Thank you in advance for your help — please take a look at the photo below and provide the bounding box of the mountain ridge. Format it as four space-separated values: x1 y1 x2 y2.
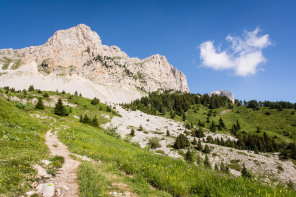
0 24 189 103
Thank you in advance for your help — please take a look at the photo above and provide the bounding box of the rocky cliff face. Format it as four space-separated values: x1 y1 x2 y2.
209 90 235 103
0 24 189 96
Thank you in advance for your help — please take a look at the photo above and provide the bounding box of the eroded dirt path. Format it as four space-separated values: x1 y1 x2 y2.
45 129 80 197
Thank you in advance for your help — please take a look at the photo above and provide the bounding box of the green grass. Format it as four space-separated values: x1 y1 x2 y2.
57 121 295 196
10 59 22 70
176 104 296 142
1 58 12 70
0 97 49 196
0 72 7 76
1 89 296 196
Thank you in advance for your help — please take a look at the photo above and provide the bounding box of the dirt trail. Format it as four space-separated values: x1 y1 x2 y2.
27 130 81 197
45 129 80 197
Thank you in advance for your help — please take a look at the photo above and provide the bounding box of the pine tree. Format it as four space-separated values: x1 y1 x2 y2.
83 114 91 124
196 139 203 151
54 98 67 116
74 91 78 96
28 85 34 91
192 138 197 145
130 129 135 136
91 97 100 105
219 118 225 128
214 163 219 170
236 120 241 130
204 155 211 168
185 150 194 163
91 116 98 127
203 144 211 153
62 90 66 94
166 130 170 136
241 163 251 178
210 120 216 132
196 127 205 138
35 98 44 110
196 154 202 165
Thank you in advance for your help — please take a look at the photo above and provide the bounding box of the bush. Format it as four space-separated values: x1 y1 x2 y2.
91 97 100 105
173 134 190 149
130 129 135 136
54 98 68 116
35 98 44 110
203 144 211 153
166 130 170 136
241 164 252 178
104 126 120 139
148 137 161 149
204 155 211 168
185 150 194 163
43 93 49 98
28 85 34 91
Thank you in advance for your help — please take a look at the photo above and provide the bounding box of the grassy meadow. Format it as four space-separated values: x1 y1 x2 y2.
0 88 295 196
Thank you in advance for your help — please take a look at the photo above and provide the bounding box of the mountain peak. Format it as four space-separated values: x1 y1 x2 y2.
45 24 102 47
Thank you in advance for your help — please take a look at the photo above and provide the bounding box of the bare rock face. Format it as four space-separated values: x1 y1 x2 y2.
0 24 189 99
209 90 235 103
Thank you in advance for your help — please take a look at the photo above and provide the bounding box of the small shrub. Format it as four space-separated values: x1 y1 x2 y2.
241 164 252 178
43 93 49 98
148 137 161 149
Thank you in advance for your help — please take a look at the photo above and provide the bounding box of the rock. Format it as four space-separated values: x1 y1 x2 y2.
0 24 189 103
36 183 55 197
209 90 235 103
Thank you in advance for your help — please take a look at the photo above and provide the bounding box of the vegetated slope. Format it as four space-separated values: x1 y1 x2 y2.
0 97 49 196
1 87 296 196
122 92 296 184
123 92 296 145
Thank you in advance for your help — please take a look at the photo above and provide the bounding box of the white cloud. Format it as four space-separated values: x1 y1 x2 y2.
199 28 271 76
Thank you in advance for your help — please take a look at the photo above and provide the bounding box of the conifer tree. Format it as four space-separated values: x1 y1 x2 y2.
83 114 91 124
74 91 78 96
210 120 216 132
130 129 135 136
204 155 211 168
219 118 225 128
192 138 197 145
91 97 100 105
28 85 34 91
54 98 67 116
35 97 44 110
203 144 211 153
196 139 203 151
241 164 251 178
185 150 194 163
196 154 202 165
236 120 241 130
91 115 98 127
166 130 170 136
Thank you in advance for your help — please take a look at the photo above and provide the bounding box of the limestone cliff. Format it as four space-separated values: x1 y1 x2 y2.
0 24 189 96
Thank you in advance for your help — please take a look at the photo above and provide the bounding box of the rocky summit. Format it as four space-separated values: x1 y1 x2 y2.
0 24 189 103
209 90 235 103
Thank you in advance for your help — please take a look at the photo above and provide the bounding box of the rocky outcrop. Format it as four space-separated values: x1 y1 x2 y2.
0 24 189 95
209 90 235 103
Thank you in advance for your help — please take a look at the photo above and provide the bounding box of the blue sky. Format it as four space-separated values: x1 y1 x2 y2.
0 0 295 102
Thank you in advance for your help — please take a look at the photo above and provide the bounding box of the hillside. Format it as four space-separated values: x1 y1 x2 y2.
0 24 189 103
1 87 296 196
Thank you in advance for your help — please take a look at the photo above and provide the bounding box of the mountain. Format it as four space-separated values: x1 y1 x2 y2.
0 24 189 103
209 90 235 103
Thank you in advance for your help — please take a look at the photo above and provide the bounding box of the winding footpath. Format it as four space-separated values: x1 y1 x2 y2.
28 130 80 197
